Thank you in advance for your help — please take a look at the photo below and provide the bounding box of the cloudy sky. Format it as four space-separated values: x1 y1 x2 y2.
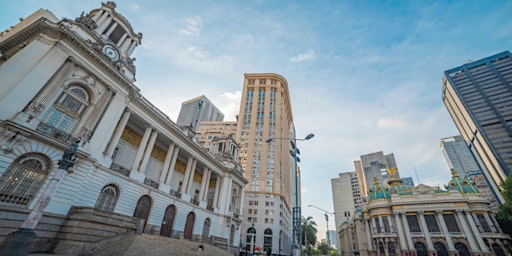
2 0 511 240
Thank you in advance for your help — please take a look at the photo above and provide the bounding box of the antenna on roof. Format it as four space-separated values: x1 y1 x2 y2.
413 166 421 185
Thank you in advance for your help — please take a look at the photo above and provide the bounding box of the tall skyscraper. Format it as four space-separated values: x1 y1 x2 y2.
354 151 398 196
331 172 360 249
440 135 503 209
176 95 224 131
236 73 295 255
442 51 512 191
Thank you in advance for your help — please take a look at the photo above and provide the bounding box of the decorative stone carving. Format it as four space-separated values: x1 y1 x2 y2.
78 127 93 142
75 12 97 30
24 100 46 118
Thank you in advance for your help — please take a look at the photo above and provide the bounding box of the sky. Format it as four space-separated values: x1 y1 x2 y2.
1 0 511 241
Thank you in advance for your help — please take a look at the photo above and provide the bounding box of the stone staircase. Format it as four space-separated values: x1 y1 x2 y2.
83 234 233 256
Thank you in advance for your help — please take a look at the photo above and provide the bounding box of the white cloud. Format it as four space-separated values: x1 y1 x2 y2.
216 91 241 121
376 117 410 130
186 46 209 59
179 15 202 36
290 50 315 63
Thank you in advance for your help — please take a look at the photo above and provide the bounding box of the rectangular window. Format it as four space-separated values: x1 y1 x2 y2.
424 214 440 232
443 214 460 232
406 215 421 233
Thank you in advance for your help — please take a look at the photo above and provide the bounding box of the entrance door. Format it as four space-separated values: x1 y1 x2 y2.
133 195 152 233
160 205 176 237
184 212 195 239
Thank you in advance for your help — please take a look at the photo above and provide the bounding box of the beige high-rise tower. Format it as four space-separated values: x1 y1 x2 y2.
236 73 294 255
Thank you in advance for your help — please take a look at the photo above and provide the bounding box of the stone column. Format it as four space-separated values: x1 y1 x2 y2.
104 109 130 157
455 210 478 252
138 130 157 173
159 143 175 183
181 157 194 194
117 33 128 47
131 126 152 171
418 211 434 251
400 213 415 250
365 218 374 250
387 215 394 233
213 177 221 208
202 169 211 202
95 11 110 31
472 212 484 232
436 210 455 251
105 23 118 37
394 213 408 251
466 210 490 253
185 159 197 195
199 167 209 201
165 146 179 185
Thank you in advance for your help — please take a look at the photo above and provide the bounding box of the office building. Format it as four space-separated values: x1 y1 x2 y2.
236 73 295 255
331 171 361 250
354 151 398 196
326 230 338 249
195 121 238 152
440 135 503 210
442 51 512 191
0 3 246 254
176 95 224 131
401 177 415 187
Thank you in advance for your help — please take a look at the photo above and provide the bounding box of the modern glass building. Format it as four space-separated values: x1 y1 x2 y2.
442 51 512 191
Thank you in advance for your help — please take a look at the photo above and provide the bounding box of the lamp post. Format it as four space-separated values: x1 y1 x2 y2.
266 133 314 256
0 140 80 256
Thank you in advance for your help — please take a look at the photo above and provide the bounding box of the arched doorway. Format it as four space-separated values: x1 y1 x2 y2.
414 242 428 256
434 242 449 256
160 205 176 237
202 218 211 239
133 195 152 233
454 242 470 256
184 212 195 239
492 243 506 256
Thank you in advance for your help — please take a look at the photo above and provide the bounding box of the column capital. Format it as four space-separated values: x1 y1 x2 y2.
435 209 443 214
417 210 424 215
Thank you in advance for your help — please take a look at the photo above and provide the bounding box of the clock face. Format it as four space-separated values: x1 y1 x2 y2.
103 45 118 60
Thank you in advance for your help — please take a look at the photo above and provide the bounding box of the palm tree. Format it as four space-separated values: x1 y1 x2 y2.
302 216 318 255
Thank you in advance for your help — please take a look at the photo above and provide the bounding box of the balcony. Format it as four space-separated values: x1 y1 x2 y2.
190 197 200 206
36 122 78 144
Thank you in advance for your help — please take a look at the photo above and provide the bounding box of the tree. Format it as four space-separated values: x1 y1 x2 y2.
302 216 318 255
317 243 331 255
496 175 512 234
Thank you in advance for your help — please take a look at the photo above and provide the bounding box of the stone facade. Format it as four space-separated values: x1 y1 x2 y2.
0 2 246 254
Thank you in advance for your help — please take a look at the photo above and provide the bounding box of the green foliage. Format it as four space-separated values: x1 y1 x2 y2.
317 243 330 254
301 216 318 250
496 175 512 234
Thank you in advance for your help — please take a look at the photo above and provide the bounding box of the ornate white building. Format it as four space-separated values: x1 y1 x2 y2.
338 168 511 256
0 2 246 254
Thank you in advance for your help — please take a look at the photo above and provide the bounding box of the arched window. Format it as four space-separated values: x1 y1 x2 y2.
40 84 90 134
492 243 506 256
434 242 449 256
414 242 428 256
202 218 211 239
95 184 120 212
454 242 470 256
0 153 52 207
388 242 395 253
264 228 273 248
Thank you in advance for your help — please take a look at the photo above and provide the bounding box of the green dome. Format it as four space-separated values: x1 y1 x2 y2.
445 169 480 195
368 177 391 201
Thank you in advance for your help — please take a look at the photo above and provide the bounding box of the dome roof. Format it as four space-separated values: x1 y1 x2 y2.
368 177 391 201
445 169 480 195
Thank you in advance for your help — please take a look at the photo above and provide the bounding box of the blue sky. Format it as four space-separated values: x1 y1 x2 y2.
1 0 511 240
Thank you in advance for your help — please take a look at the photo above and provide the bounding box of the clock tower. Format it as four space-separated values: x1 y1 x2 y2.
71 1 142 82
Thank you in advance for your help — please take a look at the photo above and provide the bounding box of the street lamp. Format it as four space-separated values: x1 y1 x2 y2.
266 133 314 256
